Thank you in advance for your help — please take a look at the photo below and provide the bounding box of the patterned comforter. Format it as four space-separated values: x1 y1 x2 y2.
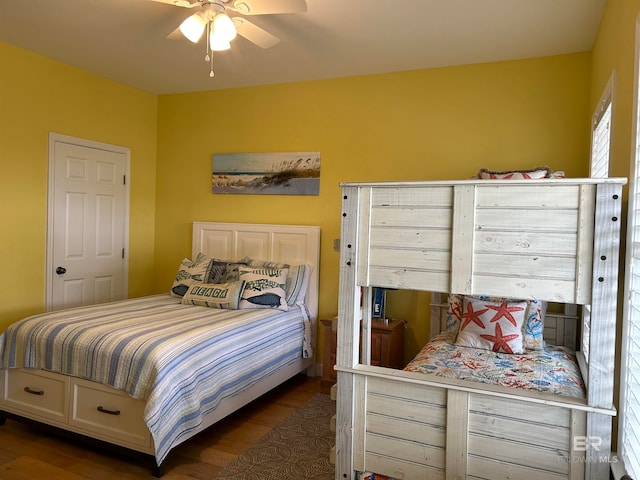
404 332 585 399
0 294 311 464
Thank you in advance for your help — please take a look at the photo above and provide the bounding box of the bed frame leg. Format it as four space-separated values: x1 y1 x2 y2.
0 411 6 426
151 461 164 478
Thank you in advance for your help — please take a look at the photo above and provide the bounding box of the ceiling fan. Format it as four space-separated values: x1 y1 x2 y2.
151 0 307 77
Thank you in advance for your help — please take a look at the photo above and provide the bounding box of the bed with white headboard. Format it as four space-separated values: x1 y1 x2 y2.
0 222 320 476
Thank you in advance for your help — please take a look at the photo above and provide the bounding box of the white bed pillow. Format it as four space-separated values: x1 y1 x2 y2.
238 266 289 311
242 257 311 306
294 263 314 305
180 281 246 309
477 166 551 179
170 253 213 298
455 297 527 354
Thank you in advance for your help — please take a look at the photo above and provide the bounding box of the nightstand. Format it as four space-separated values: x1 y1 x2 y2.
320 317 405 391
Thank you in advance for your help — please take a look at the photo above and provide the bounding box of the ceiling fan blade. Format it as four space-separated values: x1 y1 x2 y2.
229 0 307 15
166 27 184 40
148 0 202 8
233 18 280 48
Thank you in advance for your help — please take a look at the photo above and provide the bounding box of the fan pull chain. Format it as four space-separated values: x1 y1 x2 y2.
204 21 211 62
205 20 214 77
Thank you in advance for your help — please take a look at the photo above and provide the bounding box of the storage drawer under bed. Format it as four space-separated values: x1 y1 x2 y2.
1 368 152 452
1 368 69 424
70 377 151 448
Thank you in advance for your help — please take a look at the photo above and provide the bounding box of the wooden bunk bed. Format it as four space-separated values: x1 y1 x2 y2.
335 178 626 480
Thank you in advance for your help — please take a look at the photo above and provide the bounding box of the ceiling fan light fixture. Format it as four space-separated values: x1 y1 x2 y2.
213 13 237 41
179 13 207 43
162 0 307 79
209 31 231 51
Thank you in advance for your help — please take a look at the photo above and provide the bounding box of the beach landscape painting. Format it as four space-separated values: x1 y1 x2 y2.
212 152 320 195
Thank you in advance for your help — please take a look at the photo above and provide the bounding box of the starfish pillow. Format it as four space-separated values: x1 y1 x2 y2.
455 297 527 354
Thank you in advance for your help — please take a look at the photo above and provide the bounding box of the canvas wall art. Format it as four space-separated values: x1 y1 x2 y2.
212 152 320 195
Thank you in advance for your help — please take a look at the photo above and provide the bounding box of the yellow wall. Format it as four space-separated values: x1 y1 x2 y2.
156 53 592 358
0 42 158 330
0 30 600 361
591 0 640 179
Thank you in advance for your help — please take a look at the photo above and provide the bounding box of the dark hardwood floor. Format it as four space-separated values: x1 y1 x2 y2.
0 374 323 479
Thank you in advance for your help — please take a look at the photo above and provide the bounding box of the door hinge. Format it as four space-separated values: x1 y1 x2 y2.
123 175 126 185
122 248 125 259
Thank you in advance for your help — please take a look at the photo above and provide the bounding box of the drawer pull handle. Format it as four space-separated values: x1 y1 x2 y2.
24 387 44 396
97 406 121 416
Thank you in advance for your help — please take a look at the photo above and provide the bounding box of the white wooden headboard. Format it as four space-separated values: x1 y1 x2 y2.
192 222 321 320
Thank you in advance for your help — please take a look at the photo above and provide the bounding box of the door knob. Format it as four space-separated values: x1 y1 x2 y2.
56 266 67 275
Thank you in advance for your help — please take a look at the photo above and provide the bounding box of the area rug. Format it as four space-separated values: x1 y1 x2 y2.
214 393 335 480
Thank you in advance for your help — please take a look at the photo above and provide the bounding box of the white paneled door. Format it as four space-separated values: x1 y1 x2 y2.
47 134 129 311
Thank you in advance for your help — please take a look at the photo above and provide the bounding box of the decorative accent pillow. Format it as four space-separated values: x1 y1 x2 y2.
455 297 527 354
180 281 246 309
521 297 546 351
170 253 213 298
242 257 311 306
445 293 464 336
208 259 247 284
446 294 545 351
477 166 551 180
238 266 289 311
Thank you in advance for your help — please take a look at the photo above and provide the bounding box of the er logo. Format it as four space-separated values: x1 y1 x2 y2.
573 436 603 451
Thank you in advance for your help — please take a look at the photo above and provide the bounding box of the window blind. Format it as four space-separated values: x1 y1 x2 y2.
590 101 611 179
620 39 639 476
620 191 640 479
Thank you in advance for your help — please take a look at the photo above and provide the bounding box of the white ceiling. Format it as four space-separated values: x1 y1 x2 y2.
0 0 606 95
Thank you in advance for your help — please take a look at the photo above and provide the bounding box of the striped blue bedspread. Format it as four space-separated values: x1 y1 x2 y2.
0 294 310 465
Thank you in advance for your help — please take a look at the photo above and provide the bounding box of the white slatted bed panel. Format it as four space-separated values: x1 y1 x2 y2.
360 182 595 303
336 178 626 480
